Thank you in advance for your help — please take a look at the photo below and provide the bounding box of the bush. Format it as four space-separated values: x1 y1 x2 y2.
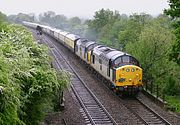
0 23 68 124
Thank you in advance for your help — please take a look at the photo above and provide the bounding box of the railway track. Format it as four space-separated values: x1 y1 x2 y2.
121 97 171 125
90 70 171 125
41 34 117 125
87 66 172 124
31 30 176 125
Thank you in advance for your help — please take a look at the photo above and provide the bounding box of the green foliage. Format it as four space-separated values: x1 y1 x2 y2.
87 10 153 51
126 20 173 83
37 11 87 36
89 9 119 32
8 13 34 24
0 23 68 124
166 96 180 113
87 9 120 39
69 17 81 26
164 0 180 18
117 14 152 50
86 9 180 111
164 76 180 96
165 0 180 65
0 11 7 23
169 28 180 65
124 16 180 104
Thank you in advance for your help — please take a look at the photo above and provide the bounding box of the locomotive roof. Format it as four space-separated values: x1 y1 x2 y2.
86 41 97 48
93 45 108 56
81 41 95 48
93 44 131 61
76 38 89 45
106 51 125 59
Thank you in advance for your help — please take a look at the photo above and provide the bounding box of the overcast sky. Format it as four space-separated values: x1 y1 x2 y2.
0 0 169 18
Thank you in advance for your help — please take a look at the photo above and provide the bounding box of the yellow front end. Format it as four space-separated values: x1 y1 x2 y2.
115 65 143 92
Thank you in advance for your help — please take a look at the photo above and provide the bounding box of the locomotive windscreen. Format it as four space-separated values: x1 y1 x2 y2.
112 55 139 68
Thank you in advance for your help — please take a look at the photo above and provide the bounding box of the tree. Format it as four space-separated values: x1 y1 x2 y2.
53 14 68 29
39 11 56 25
39 12 69 29
126 20 174 86
69 17 81 26
89 9 120 33
164 0 180 65
8 13 34 23
118 13 152 51
0 23 68 125
0 11 7 23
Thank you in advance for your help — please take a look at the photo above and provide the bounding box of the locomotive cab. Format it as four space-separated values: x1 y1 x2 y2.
112 55 143 93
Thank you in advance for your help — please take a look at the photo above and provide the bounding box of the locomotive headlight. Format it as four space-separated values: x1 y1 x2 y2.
126 68 130 72
136 74 139 78
131 68 135 72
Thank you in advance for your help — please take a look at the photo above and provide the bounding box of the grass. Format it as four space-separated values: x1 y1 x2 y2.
165 95 180 114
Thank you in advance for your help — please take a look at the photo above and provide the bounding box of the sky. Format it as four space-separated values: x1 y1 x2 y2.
0 0 169 18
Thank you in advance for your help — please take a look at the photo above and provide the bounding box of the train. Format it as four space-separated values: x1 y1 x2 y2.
23 21 143 95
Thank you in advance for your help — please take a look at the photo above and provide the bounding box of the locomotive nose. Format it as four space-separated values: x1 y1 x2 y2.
116 65 142 86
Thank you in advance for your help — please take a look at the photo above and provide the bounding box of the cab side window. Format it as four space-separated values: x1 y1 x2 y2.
130 57 139 66
92 55 95 64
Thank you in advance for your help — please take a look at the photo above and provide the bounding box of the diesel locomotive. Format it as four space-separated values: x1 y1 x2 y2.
23 21 143 95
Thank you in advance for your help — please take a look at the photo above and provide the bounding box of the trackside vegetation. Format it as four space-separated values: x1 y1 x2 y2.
0 12 69 125
86 9 180 113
